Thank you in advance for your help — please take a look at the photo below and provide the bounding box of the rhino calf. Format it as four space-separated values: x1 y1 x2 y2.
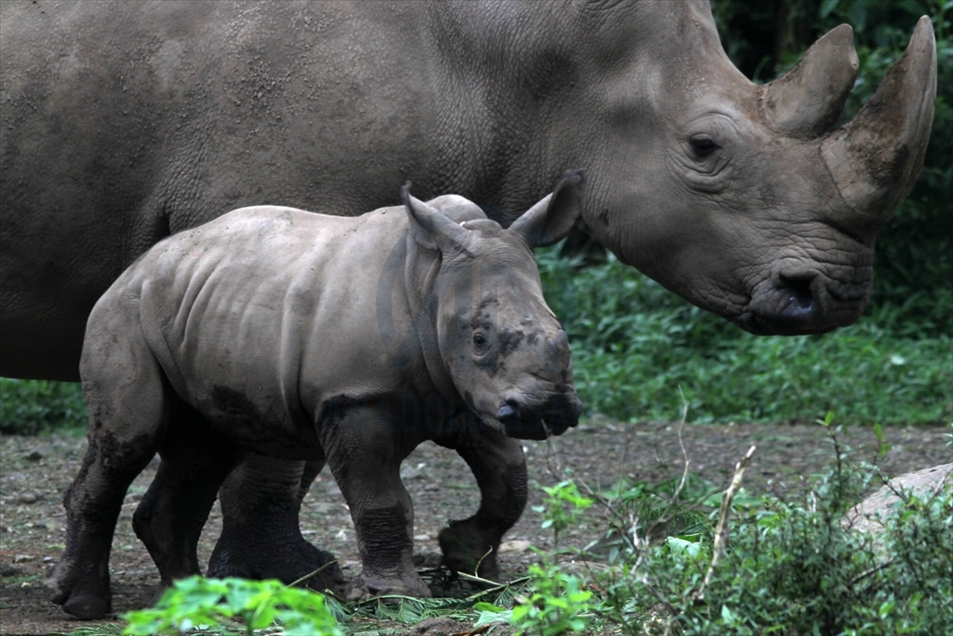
49 172 585 619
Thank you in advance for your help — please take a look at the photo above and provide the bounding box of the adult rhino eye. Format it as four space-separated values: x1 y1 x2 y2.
690 134 717 157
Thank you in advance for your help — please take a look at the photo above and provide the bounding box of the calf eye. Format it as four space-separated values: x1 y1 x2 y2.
472 331 489 353
689 133 717 157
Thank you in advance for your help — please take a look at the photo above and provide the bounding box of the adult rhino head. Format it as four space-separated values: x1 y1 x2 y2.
557 5 937 335
401 172 585 440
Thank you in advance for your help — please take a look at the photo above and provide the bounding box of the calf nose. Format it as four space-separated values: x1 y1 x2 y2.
496 399 520 426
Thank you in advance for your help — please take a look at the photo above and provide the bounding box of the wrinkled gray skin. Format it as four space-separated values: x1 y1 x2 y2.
1 0 937 614
49 175 585 619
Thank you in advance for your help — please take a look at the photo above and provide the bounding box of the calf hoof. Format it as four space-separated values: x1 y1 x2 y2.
344 574 432 602
438 521 500 583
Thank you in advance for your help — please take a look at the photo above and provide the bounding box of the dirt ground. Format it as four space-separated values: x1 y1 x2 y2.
1 420 949 635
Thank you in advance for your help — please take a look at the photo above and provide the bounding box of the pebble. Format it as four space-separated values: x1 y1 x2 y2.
13 554 34 563
498 539 533 554
16 492 38 504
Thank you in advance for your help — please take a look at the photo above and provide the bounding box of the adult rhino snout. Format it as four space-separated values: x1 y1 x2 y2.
740 269 870 335
495 390 582 441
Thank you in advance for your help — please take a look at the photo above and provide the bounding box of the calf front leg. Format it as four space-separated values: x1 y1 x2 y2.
321 403 429 601
437 423 528 582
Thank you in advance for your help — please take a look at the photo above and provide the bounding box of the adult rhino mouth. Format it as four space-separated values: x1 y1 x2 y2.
494 391 583 440
736 271 870 335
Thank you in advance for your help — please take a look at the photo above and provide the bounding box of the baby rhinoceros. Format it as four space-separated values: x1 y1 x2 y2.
49 171 585 619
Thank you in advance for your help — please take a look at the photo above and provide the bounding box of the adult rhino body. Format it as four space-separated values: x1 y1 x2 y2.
1 0 936 612
50 178 584 619
0 1 937 381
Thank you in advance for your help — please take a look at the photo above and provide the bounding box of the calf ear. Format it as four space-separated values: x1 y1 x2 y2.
509 170 585 248
401 182 471 253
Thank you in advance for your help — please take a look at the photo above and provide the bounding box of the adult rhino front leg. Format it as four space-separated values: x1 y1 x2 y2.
208 453 345 596
436 423 528 582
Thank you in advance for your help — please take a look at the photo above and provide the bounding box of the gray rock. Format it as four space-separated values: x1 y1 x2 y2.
845 463 952 538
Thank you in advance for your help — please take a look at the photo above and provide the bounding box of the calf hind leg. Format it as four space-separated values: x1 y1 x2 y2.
48 337 168 619
132 401 242 588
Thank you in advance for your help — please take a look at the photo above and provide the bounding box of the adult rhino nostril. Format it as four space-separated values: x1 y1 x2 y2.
777 274 817 319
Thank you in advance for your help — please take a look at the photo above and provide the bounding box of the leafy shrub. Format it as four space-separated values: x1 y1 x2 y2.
122 576 343 636
508 421 953 635
0 378 86 435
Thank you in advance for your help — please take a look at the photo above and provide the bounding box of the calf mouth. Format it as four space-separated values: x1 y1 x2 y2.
494 394 582 440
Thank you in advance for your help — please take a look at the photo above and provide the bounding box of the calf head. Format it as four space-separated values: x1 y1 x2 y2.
402 171 585 440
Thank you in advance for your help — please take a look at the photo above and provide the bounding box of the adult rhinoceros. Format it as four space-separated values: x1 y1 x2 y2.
0 0 936 608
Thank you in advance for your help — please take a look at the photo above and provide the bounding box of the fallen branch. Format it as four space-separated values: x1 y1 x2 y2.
694 444 756 603
287 560 339 589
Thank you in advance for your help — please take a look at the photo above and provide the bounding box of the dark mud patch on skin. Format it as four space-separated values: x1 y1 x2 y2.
2 421 949 634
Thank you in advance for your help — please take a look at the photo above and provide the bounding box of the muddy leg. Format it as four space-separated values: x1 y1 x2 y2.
208 454 345 595
47 338 167 619
438 423 528 582
322 403 429 601
132 401 241 587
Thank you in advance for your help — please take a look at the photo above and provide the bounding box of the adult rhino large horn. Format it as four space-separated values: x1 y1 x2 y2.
821 16 937 233
760 24 859 138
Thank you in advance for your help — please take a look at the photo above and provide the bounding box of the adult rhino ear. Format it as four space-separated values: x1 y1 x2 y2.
401 182 471 254
509 170 585 248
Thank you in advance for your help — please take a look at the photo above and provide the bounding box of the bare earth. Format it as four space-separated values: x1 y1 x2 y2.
1 420 950 635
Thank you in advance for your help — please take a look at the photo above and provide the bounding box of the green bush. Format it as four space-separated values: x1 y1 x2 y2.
0 378 86 435
515 422 953 635
122 576 343 636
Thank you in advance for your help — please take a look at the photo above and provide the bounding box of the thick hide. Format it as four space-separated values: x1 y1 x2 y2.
48 175 584 618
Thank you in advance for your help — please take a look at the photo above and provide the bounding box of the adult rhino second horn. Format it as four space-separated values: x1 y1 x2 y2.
821 16 937 231
760 23 859 138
